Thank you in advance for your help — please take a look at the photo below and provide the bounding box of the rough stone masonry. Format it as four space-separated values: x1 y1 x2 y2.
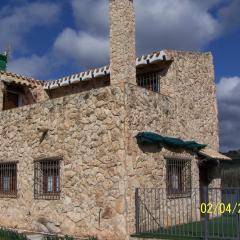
0 0 221 240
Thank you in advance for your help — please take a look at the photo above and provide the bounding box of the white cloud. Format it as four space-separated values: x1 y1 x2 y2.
135 0 221 54
8 55 50 79
0 2 61 52
60 0 240 67
217 77 240 152
218 0 240 32
3 0 240 81
71 0 108 37
53 28 109 68
217 77 240 98
51 0 109 69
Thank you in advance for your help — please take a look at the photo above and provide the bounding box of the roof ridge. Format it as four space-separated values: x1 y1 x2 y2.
1 70 36 81
0 70 43 87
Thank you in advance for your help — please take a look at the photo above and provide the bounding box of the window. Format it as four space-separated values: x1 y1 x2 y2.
34 157 61 200
137 72 160 92
0 162 17 198
3 85 25 110
166 158 191 197
3 176 10 191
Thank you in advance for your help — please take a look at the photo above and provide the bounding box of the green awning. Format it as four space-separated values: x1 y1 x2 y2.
136 132 207 151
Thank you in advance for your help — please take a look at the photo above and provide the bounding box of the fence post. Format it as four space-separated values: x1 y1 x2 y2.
203 186 209 240
135 188 140 234
237 189 240 240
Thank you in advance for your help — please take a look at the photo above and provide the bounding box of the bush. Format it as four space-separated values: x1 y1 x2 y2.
43 236 74 240
0 228 28 240
0 229 97 240
43 235 97 240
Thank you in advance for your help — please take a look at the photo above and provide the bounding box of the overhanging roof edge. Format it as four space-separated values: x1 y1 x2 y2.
43 50 172 90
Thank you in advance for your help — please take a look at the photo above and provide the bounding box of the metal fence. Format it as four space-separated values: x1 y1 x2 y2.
135 188 240 240
221 166 240 188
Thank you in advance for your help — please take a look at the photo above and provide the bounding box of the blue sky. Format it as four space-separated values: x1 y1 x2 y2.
0 0 239 152
206 29 240 81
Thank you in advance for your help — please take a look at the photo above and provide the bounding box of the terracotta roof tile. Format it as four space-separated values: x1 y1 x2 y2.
43 50 171 90
199 148 232 161
0 50 172 90
0 71 42 88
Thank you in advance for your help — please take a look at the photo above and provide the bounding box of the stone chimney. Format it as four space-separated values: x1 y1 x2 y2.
109 0 136 85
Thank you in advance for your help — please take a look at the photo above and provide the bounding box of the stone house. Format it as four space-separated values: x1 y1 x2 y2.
0 0 230 239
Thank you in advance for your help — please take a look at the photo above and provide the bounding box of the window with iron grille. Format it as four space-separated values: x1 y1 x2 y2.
166 158 191 197
137 72 160 92
34 158 61 200
0 162 17 198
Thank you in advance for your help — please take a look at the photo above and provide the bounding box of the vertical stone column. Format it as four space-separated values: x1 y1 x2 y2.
108 1 136 239
0 81 5 111
109 0 136 85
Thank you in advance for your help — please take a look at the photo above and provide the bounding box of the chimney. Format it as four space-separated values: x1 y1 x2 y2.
109 0 136 85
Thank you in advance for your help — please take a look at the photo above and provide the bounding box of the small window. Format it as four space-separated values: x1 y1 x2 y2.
3 91 19 110
34 158 61 200
137 72 160 92
166 158 191 197
0 162 17 198
3 85 25 110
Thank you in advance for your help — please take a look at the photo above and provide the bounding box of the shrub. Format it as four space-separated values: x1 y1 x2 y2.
43 235 97 240
43 236 74 240
0 228 28 240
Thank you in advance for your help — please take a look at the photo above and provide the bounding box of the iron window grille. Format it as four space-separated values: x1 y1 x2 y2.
166 158 191 197
0 162 18 198
137 72 160 92
34 158 61 200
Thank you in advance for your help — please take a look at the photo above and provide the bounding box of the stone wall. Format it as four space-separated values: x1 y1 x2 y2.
0 51 220 240
122 84 200 233
122 50 220 234
0 85 129 240
160 50 219 150
0 82 178 239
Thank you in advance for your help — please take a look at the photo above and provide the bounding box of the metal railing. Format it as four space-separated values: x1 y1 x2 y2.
135 188 240 240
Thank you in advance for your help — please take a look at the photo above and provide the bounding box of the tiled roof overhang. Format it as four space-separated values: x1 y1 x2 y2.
43 51 172 90
198 148 231 161
0 71 42 89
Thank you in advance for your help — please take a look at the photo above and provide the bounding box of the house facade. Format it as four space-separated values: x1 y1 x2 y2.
0 0 230 239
